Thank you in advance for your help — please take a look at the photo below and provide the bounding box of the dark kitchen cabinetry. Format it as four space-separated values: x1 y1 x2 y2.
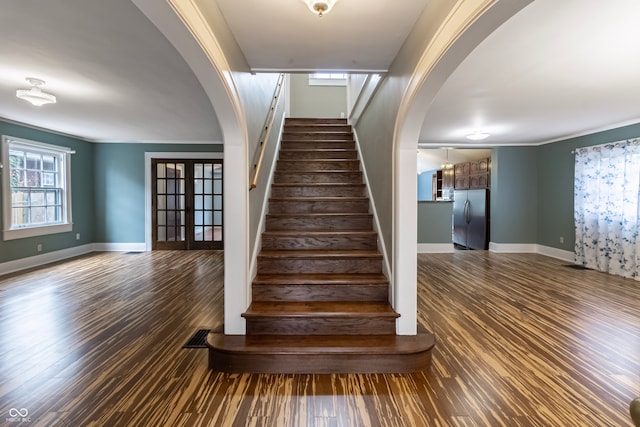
434 167 454 200
454 158 490 190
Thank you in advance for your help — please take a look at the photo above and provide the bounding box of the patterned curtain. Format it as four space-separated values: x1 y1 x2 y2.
574 139 640 280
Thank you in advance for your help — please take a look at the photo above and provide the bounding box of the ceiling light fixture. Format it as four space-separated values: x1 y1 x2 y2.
16 77 57 107
304 0 336 17
466 131 490 141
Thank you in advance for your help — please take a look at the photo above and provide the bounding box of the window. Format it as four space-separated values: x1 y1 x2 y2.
308 73 348 86
2 136 73 240
574 139 640 279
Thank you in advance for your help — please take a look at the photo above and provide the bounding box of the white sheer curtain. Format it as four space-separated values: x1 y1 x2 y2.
574 139 640 280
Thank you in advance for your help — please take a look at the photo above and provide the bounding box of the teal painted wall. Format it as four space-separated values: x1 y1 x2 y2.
93 143 223 243
0 121 94 263
417 201 453 243
1 119 225 263
490 146 538 244
537 122 640 251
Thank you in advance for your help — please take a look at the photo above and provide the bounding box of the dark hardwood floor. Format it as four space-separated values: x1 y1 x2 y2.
1 250 639 426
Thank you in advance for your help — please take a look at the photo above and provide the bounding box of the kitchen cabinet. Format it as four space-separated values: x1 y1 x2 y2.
434 167 454 200
454 157 490 190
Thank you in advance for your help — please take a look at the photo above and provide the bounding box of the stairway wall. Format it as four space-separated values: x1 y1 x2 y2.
289 74 347 118
248 89 287 261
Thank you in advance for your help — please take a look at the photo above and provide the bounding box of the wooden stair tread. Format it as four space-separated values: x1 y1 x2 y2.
208 328 434 355
284 124 350 128
275 170 361 173
262 230 376 236
282 131 352 134
243 301 399 317
279 148 357 152
269 196 368 202
253 273 388 285
278 159 356 162
271 183 365 187
281 142 354 147
258 249 381 258
275 170 362 174
267 212 370 217
285 118 347 122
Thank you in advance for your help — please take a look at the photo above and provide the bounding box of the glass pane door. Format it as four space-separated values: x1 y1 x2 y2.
152 159 222 250
191 161 223 249
154 161 186 249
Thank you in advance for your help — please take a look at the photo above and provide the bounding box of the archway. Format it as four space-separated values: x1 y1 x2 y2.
392 0 532 334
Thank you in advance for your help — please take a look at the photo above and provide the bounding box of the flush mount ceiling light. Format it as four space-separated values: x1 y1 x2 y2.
16 77 57 107
304 0 336 17
466 131 490 141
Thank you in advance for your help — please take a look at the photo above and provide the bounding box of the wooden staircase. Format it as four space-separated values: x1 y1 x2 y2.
207 118 435 373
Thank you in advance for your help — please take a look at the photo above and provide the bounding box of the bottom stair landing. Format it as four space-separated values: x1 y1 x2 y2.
207 326 435 374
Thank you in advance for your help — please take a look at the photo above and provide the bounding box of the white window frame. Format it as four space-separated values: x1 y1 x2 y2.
308 73 347 86
1 135 73 240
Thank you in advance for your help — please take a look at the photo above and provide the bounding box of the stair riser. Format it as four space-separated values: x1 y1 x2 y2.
269 199 369 214
279 150 358 160
257 258 382 274
245 317 396 335
277 161 360 171
286 118 347 125
281 141 355 150
282 133 353 141
261 235 377 250
273 172 363 184
284 125 352 133
270 185 366 198
252 284 388 302
266 215 372 231
209 351 433 374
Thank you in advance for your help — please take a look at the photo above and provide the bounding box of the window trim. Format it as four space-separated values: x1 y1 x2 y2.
308 73 348 87
1 135 73 241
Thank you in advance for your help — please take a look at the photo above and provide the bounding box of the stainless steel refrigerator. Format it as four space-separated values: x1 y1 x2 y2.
453 189 489 249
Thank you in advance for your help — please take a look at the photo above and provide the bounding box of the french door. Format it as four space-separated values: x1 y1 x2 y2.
152 159 223 250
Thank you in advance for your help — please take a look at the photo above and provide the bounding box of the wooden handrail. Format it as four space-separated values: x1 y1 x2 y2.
250 73 286 190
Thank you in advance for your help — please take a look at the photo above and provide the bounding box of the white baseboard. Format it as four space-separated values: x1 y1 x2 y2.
536 244 574 262
489 242 538 253
0 244 94 276
417 243 454 253
0 242 147 276
92 242 147 252
489 242 574 262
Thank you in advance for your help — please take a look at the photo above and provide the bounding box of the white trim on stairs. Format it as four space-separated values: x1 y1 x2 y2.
351 127 394 301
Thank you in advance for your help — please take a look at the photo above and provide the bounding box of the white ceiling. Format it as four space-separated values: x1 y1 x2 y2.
0 0 639 149
420 0 640 146
216 0 428 72
0 0 220 143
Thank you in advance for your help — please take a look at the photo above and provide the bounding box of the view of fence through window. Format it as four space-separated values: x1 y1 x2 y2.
9 148 63 227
